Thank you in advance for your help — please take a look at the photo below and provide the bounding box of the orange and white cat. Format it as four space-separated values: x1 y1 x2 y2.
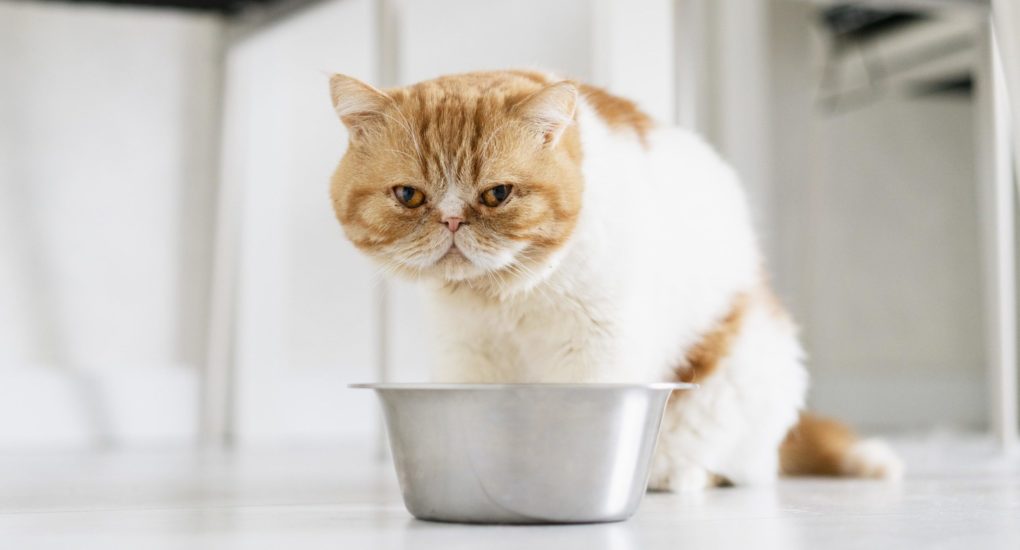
328 70 902 490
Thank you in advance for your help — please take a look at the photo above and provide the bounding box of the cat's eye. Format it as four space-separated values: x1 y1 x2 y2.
480 184 513 207
393 185 426 208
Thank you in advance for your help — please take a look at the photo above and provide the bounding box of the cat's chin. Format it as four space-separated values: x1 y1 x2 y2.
407 244 538 289
435 253 486 282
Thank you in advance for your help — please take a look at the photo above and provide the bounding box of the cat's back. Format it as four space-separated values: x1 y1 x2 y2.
646 126 753 229
573 96 761 341
576 97 757 263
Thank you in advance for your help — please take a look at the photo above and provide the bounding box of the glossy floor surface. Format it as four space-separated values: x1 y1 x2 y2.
2 435 1018 549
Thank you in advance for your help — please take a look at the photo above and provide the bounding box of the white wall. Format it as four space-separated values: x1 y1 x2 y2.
767 2 987 431
220 0 379 442
803 96 986 431
399 0 592 84
0 1 223 446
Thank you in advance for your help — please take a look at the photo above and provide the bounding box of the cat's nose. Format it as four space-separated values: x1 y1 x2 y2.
442 217 463 232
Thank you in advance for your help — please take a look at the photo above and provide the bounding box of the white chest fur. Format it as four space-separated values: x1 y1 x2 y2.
429 100 760 384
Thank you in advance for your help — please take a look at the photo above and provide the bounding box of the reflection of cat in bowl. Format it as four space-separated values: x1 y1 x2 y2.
327 70 903 492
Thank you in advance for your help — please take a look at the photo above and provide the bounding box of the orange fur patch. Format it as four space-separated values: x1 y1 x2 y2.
677 293 749 384
578 83 654 145
504 71 654 142
780 412 859 476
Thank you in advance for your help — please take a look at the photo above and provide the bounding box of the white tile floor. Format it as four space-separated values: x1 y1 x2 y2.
1 435 1018 549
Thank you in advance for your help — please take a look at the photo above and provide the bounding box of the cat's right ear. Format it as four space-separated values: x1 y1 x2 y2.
329 73 390 140
514 81 578 147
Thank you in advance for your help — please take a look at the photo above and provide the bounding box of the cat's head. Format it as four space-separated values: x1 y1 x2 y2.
328 71 583 292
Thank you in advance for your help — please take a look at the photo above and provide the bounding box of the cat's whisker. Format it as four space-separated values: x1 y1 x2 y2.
511 265 556 306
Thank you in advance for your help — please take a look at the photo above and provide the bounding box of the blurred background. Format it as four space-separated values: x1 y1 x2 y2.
0 0 1017 453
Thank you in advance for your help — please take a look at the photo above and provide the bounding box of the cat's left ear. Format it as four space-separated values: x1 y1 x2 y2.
329 73 390 141
514 81 578 147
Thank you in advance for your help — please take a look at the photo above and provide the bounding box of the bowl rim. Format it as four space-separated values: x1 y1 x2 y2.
349 382 696 391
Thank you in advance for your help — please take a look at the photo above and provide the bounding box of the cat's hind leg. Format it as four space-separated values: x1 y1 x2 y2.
651 292 809 490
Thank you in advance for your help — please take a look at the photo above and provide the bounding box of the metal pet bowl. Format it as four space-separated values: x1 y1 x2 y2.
352 382 693 524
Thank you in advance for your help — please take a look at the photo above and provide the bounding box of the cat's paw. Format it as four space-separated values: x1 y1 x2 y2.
648 465 714 492
842 438 905 481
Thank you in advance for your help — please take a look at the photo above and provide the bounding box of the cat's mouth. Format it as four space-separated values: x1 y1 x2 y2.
440 244 465 261
432 241 486 282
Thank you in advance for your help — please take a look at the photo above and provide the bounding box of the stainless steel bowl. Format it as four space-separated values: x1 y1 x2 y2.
352 382 693 524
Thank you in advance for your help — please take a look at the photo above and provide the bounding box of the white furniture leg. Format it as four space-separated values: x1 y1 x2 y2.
992 1 1020 192
976 15 1019 453
201 45 236 449
591 0 676 122
992 0 1020 457
374 0 400 460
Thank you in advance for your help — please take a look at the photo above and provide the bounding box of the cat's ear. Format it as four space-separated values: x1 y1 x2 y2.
514 81 578 147
329 73 390 140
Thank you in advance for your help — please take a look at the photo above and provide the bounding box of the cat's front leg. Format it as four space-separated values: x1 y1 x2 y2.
430 332 519 383
647 460 716 492
545 342 621 383
433 332 618 383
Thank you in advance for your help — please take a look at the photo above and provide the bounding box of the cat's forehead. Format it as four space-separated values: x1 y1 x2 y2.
394 71 550 104
381 73 550 185
390 73 545 129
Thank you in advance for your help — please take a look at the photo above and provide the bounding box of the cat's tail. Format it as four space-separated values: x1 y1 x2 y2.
779 412 904 480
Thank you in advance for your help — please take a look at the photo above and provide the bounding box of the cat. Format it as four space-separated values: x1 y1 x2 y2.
327 70 903 490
